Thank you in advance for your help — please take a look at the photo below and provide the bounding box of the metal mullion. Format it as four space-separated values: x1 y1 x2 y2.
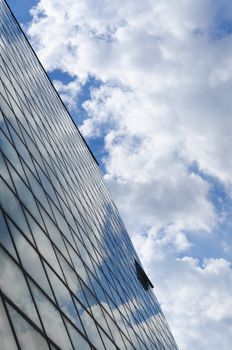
85 270 131 345
2 142 52 239
0 238 73 350
2 123 60 221
17 153 55 220
47 253 88 339
48 194 127 344
0 175 55 263
80 278 117 345
36 156 64 213
0 240 47 339
0 57 17 107
1 293 21 350
1 84 26 143
2 119 37 188
4 183 58 310
50 241 115 343
1 55 21 108
2 97 40 178
47 248 98 348
1 208 52 335
72 281 110 350
0 290 60 350
2 200 65 347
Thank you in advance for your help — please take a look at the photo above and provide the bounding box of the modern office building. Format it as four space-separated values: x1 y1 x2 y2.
0 1 178 349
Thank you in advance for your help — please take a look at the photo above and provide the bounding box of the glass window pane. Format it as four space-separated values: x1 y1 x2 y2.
99 328 117 350
6 122 34 171
7 303 50 350
0 210 18 260
64 318 91 350
45 263 84 333
0 246 40 327
7 162 42 224
29 280 73 350
0 178 30 237
76 306 104 350
56 251 84 303
67 243 89 285
0 93 21 139
0 298 18 350
51 204 74 245
23 165 53 218
40 207 70 262
0 151 14 190
0 128 26 183
25 211 63 277
7 218 54 300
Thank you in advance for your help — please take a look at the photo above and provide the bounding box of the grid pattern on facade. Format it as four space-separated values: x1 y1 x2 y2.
0 1 179 349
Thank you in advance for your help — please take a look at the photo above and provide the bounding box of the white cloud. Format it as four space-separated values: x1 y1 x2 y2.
52 79 80 110
27 1 232 349
133 234 232 350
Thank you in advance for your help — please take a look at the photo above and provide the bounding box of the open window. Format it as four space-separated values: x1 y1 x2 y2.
135 259 154 291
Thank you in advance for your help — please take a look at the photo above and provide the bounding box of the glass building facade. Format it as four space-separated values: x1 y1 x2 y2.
0 1 178 349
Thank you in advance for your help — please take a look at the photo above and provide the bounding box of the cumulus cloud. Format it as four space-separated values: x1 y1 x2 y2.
134 234 232 350
27 1 232 349
52 79 81 110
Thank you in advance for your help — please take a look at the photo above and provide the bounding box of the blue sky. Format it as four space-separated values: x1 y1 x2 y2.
8 1 232 349
7 0 37 23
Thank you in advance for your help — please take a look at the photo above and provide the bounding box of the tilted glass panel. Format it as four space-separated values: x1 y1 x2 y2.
0 297 18 350
64 318 91 350
6 303 50 350
29 280 73 350
25 210 62 276
0 246 40 328
45 262 84 333
0 209 18 260
7 218 54 300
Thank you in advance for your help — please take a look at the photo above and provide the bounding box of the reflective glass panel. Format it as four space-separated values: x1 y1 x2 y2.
0 298 18 350
29 280 73 350
7 303 50 350
0 246 40 327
